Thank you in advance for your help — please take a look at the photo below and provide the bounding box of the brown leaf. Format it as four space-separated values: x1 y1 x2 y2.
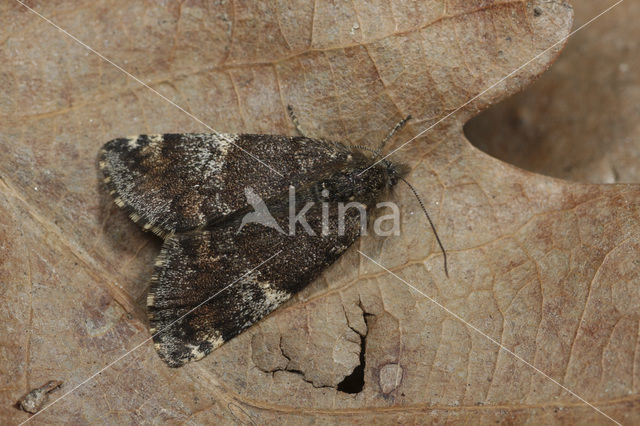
1 1 638 424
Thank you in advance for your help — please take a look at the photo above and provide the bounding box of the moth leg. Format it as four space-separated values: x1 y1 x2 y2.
287 104 308 137
375 114 412 156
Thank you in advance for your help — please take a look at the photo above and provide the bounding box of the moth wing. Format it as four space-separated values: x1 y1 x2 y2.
99 133 351 236
147 198 363 367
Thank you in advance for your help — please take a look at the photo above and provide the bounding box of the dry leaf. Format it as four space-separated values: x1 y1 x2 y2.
1 1 638 424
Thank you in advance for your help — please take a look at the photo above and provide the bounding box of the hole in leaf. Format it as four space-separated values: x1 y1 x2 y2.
337 333 366 394
337 313 371 394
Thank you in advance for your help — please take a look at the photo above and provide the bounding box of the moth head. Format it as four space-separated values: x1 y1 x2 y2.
345 142 408 190
314 156 390 205
380 159 410 187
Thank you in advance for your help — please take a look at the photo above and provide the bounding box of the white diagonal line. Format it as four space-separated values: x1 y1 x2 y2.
360 0 625 175
13 0 284 178
357 250 621 426
19 250 283 425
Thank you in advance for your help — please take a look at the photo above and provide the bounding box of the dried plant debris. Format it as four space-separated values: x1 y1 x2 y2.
17 381 62 414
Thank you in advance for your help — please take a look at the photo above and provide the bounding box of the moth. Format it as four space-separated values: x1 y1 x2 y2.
99 107 446 367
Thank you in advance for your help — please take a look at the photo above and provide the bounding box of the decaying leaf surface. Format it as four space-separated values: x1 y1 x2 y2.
1 0 638 424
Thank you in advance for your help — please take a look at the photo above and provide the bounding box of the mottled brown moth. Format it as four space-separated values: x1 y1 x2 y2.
99 110 446 367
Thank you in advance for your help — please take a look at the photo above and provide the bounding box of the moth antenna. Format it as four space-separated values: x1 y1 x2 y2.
348 144 378 155
397 175 449 278
374 115 412 159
